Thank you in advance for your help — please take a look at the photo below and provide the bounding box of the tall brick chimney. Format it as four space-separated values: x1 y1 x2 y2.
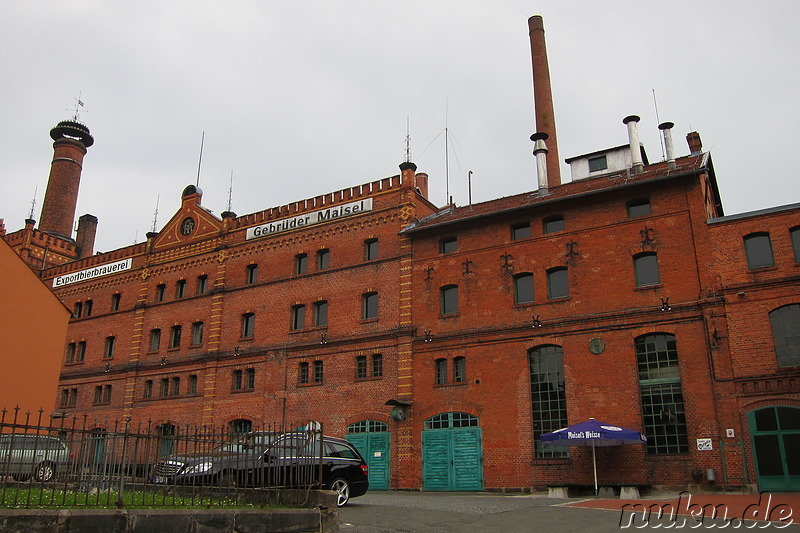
528 15 561 188
687 131 703 155
38 120 94 239
75 213 98 258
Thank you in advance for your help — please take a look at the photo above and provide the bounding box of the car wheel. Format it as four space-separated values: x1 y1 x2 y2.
218 470 237 487
328 477 350 507
34 462 55 482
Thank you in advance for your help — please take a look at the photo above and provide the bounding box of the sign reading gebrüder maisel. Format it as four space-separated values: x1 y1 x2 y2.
245 198 373 240
52 258 133 288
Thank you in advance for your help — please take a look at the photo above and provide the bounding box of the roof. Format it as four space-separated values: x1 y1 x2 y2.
401 153 710 234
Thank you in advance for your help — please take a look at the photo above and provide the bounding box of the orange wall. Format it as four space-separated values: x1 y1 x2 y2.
0 238 70 421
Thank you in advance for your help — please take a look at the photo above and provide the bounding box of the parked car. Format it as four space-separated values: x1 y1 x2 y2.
0 434 70 482
153 431 369 506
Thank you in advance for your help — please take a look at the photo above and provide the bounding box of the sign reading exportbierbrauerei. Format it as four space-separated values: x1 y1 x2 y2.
52 258 133 288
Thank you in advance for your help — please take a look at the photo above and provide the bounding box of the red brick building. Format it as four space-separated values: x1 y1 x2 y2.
3 16 799 493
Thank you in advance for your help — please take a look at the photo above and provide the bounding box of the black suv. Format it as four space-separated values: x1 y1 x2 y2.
153 432 368 506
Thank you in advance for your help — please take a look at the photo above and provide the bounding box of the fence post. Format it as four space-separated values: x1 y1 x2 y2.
117 416 131 509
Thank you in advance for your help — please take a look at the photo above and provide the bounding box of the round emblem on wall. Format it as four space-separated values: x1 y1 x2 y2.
589 337 605 355
181 217 195 236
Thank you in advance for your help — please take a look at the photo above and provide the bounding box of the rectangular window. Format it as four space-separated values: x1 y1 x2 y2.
314 301 328 327
94 385 111 405
440 285 459 315
313 360 324 383
295 253 308 274
160 378 169 397
197 275 208 295
104 336 116 359
530 345 569 458
770 304 800 368
636 334 689 454
291 305 306 330
155 284 166 302
246 368 255 390
60 388 77 407
143 380 153 399
440 237 458 254
744 233 775 269
73 302 83 318
171 377 180 396
84 300 93 317
298 362 309 384
246 264 258 284
511 223 531 240
232 369 243 391
365 238 379 261
356 355 367 379
241 313 255 338
543 216 564 234
111 293 121 312
627 199 651 218
372 353 383 377
188 375 198 395
169 325 181 349
792 227 800 262
149 329 161 352
175 279 187 298
588 155 608 172
547 267 569 299
317 249 330 270
363 292 378 320
191 321 204 345
435 358 447 385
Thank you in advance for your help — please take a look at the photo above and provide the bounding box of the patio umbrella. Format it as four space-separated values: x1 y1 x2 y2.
540 418 647 496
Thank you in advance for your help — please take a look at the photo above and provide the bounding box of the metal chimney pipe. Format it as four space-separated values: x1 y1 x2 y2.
530 132 549 192
623 115 644 173
659 121 676 170
528 15 561 188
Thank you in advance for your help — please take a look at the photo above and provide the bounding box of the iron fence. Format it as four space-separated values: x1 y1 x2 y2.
0 407 324 509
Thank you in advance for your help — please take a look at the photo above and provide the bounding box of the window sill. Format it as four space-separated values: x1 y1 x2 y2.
298 382 323 387
65 361 85 366
167 347 180 352
546 296 570 302
189 344 203 349
439 312 460 319
355 376 384 383
231 388 255 394
512 301 535 309
634 283 662 291
239 336 254 342
146 350 160 355
747 265 777 273
360 318 379 324
434 382 467 389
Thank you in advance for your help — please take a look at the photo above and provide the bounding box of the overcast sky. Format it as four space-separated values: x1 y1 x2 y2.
1 1 798 253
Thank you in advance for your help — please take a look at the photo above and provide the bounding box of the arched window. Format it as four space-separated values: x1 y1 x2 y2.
230 419 252 436
513 273 534 304
529 345 568 458
348 420 389 433
633 252 660 287
635 333 689 454
770 304 800 367
546 267 569 299
424 412 478 430
744 232 774 269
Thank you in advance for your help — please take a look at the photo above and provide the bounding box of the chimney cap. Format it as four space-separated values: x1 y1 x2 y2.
530 132 549 142
623 115 641 125
658 121 675 130
50 120 94 147
399 161 417 172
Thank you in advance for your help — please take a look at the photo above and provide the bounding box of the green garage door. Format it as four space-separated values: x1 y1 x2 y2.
748 406 800 492
347 420 390 490
422 412 483 491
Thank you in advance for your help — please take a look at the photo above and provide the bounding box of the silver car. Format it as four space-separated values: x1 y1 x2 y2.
0 434 70 482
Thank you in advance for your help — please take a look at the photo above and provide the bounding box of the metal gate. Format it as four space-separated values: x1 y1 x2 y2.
347 420 390 490
422 412 483 491
748 406 800 492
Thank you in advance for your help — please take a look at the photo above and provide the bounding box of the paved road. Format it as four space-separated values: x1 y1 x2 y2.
339 492 624 533
339 491 800 532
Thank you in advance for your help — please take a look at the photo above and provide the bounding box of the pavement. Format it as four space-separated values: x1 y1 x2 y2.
339 490 800 532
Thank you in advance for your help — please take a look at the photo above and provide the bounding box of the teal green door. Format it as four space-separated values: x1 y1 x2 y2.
748 406 800 492
422 426 483 491
347 420 390 490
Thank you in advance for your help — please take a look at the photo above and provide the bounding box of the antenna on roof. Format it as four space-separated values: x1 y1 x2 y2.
226 171 234 212
196 131 205 187
404 117 412 163
134 228 138 244
445 100 450 203
28 185 38 220
67 92 86 122
652 89 665 160
151 194 160 233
